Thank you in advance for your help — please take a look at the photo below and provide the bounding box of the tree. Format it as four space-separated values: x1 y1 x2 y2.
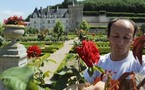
61 0 78 8
79 20 90 32
140 24 145 35
25 14 31 21
53 20 64 41
0 23 4 36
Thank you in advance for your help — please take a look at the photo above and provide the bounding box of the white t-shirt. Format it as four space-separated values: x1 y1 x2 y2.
84 51 145 83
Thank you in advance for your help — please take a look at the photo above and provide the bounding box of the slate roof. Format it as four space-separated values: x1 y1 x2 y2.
31 6 68 18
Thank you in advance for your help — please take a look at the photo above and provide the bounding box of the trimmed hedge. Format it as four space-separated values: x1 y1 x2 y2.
107 12 145 17
83 11 99 16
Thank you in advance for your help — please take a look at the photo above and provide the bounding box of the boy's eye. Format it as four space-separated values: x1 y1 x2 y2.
124 37 131 39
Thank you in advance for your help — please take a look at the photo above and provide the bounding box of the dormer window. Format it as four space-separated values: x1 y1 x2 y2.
48 20 50 23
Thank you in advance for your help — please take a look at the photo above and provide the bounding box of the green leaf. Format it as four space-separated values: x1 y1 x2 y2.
41 62 44 67
43 71 51 78
26 79 38 90
88 67 94 76
53 75 70 90
0 66 39 90
93 66 105 73
2 76 27 90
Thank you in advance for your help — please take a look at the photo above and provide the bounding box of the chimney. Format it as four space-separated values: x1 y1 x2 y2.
56 6 59 12
47 6 49 12
73 0 75 6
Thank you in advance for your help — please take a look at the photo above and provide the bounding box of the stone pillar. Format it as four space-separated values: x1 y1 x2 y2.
0 42 27 90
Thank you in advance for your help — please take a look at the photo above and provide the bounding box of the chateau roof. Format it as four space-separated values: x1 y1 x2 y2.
31 6 68 18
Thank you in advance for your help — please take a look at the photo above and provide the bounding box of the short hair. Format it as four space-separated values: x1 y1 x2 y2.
107 18 137 37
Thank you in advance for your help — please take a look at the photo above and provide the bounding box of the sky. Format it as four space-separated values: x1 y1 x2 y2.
0 0 83 23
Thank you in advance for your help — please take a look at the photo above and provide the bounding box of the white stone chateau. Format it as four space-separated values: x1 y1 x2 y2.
30 4 83 32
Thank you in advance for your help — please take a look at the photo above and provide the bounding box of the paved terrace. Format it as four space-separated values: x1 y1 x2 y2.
40 38 78 84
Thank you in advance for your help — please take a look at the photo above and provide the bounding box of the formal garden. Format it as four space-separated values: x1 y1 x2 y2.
0 10 145 90
0 15 112 90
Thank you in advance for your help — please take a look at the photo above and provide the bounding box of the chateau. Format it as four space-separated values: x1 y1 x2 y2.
30 4 83 32
30 3 144 33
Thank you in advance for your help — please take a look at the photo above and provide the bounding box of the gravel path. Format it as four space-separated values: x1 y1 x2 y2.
40 38 78 84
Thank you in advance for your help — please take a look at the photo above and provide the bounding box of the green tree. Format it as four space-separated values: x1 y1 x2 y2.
25 14 31 21
53 20 64 41
79 20 90 32
0 24 4 35
83 0 145 13
140 24 145 35
61 0 78 8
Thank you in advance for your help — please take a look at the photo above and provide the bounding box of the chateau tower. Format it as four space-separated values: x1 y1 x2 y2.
68 4 83 31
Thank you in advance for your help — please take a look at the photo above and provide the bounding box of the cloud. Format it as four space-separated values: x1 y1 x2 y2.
1 10 24 15
0 9 25 23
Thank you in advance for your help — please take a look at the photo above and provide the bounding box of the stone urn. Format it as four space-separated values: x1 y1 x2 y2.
3 25 25 43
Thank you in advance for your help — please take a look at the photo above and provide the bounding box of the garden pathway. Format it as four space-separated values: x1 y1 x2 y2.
40 38 78 84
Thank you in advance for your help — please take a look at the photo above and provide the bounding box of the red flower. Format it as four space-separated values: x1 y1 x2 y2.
4 15 26 26
27 45 42 58
132 35 145 65
76 40 100 67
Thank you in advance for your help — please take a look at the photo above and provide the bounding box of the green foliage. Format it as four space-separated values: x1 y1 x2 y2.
42 48 57 53
50 53 87 90
140 24 145 35
107 12 145 17
83 0 145 13
0 50 53 90
99 10 106 15
28 53 51 67
60 0 78 8
25 14 31 21
51 65 86 90
0 66 45 90
79 20 90 32
53 20 64 41
0 36 5 47
90 26 107 29
83 11 99 16
0 23 4 35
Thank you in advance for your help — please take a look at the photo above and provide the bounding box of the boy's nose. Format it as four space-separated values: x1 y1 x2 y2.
117 38 123 45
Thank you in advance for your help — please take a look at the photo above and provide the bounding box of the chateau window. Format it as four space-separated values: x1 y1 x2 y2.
66 20 68 23
42 20 45 24
48 20 50 23
53 20 55 23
